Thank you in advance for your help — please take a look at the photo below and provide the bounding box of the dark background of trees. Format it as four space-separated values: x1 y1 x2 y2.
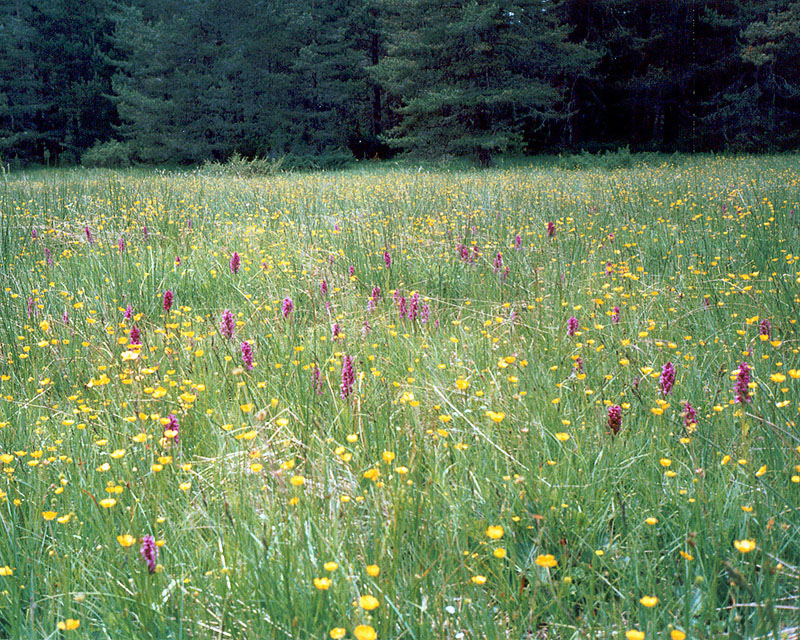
1 0 798 168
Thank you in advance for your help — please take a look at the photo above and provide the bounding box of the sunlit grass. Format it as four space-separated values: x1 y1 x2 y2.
0 156 799 638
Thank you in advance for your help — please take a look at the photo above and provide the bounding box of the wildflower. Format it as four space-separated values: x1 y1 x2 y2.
471 575 487 584
734 362 751 404
625 631 644 640
366 564 380 577
117 534 136 547
361 319 371 338
142 225 148 240
759 319 771 338
282 297 294 319
312 366 323 394
165 414 179 444
57 619 80 631
639 596 659 607
514 234 522 250
567 316 578 336
332 323 341 340
734 539 756 553
660 362 675 395
330 629 346 640
493 252 503 274
535 554 557 568
408 292 420 321
359 594 380 610
383 251 391 267
44 246 52 265
612 306 620 324
163 290 174 312
62 309 70 325
682 401 697 431
354 625 377 640
31 227 38 239
320 279 328 296
348 265 355 277
118 237 126 253
220 309 235 339
340 354 355 399
608 404 622 435
124 304 133 320
241 341 254 370
140 534 158 572
370 285 381 302
486 525 504 539
230 251 240 274
547 221 556 238
84 225 94 244
314 577 332 590
129 325 141 346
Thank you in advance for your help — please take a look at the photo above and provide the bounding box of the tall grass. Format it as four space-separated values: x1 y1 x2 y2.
0 156 798 639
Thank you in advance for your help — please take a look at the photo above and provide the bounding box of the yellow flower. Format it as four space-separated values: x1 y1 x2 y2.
554 432 570 441
455 379 470 390
645 517 658 525
470 575 487 584
485 410 505 423
99 498 117 508
290 475 305 487
755 465 766 477
0 566 13 576
366 564 380 577
671 631 687 640
330 629 346 639
57 619 80 631
313 577 332 590
117 534 136 547
625 631 644 640
485 525 504 540
382 451 395 463
734 539 756 553
535 554 557 568
493 547 507 559
354 625 377 640
42 511 57 521
639 595 659 607
324 561 338 572
359 594 380 610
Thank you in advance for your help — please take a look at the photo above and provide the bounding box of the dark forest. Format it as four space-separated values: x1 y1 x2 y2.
1 0 798 168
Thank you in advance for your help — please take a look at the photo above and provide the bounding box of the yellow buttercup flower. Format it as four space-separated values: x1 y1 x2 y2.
117 534 136 547
535 554 557 568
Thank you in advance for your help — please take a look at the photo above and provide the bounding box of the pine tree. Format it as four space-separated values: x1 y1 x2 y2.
374 0 596 164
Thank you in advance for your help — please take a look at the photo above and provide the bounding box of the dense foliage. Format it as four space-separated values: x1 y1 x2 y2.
1 0 799 166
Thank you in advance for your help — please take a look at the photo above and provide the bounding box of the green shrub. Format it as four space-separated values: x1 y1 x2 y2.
81 140 133 168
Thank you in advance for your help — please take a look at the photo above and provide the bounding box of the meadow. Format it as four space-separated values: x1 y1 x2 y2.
0 155 799 639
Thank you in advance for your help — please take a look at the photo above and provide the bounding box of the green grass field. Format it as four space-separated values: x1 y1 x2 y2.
0 156 799 639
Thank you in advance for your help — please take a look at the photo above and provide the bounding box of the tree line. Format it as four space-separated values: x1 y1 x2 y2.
1 0 798 168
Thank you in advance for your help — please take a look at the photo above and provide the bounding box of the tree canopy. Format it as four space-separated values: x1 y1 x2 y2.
0 0 798 167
